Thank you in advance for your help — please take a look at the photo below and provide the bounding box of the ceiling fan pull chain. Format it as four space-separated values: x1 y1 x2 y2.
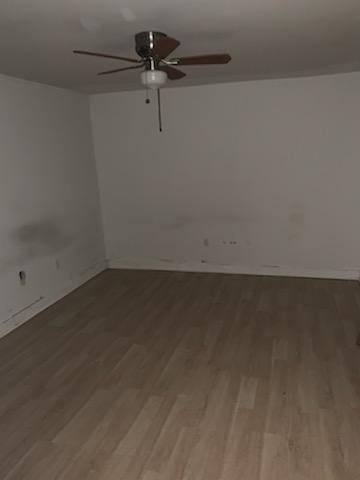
157 88 163 132
145 89 150 104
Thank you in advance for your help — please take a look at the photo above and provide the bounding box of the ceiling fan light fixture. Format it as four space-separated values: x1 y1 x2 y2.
73 31 231 130
141 69 167 89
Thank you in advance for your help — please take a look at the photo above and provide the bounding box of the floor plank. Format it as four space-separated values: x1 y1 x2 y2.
1 269 360 479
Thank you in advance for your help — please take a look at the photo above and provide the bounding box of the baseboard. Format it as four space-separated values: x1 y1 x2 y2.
109 257 360 281
0 259 107 339
3 255 355 339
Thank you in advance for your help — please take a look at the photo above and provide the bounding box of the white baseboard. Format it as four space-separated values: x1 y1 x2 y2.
2 255 356 339
109 257 360 281
0 259 107 339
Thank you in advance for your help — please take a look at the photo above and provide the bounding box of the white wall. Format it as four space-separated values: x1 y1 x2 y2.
0 75 105 337
91 72 360 280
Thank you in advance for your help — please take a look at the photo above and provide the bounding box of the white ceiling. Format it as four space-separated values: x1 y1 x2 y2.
0 0 360 93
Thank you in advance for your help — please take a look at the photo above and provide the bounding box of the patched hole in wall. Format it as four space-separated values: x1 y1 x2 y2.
18 270 26 286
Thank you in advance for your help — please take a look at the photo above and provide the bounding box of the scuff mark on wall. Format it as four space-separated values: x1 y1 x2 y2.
289 211 305 227
288 210 305 241
166 217 189 230
158 258 174 264
164 212 261 231
4 296 44 326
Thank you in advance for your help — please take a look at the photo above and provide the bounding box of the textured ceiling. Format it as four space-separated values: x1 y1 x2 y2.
0 0 360 93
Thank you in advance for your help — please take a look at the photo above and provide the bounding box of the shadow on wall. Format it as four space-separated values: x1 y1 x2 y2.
0 217 71 273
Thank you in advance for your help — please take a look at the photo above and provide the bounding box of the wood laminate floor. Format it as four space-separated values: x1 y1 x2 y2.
1 269 360 479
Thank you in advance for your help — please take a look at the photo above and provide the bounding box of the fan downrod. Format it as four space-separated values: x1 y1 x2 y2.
135 31 167 61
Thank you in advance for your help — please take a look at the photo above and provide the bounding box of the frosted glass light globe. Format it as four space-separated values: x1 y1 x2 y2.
141 70 167 89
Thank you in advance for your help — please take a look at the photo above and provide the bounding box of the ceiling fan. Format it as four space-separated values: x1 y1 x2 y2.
74 31 232 131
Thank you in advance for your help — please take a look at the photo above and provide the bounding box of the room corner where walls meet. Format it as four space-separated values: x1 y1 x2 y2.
0 74 106 338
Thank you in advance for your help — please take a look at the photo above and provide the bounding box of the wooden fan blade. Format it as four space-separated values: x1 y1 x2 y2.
160 65 186 80
172 54 231 65
97 64 144 76
153 36 180 59
73 50 141 64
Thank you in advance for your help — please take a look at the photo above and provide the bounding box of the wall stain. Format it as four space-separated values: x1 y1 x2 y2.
288 211 305 241
0 217 70 272
165 212 260 230
13 219 70 257
289 211 305 227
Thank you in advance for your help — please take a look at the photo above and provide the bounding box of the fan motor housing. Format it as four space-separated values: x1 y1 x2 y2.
135 31 167 60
